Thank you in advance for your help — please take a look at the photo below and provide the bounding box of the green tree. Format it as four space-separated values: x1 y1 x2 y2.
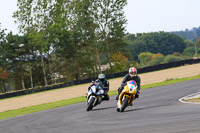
12 0 129 83
0 23 6 66
149 53 165 66
0 23 6 43
184 39 194 47
111 51 128 72
138 52 153 67
27 30 49 86
194 38 200 57
183 47 195 57
0 67 9 93
92 0 128 72
164 55 182 63
127 32 187 60
69 0 100 78
1 33 31 90
14 0 57 86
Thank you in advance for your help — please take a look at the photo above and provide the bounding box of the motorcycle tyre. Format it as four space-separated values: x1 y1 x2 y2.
116 108 120 112
86 97 95 111
120 96 129 112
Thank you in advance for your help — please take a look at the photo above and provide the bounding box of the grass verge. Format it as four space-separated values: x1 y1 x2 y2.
0 75 200 120
185 97 200 101
0 96 86 120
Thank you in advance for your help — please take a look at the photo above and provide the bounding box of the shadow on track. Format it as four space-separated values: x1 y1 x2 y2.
124 103 172 113
92 106 116 111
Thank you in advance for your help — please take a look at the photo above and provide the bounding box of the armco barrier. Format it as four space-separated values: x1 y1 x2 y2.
0 58 200 99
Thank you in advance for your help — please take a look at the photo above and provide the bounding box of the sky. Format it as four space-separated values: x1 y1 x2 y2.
0 0 200 34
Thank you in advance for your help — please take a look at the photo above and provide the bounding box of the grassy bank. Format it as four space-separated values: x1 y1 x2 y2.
0 75 200 120
185 97 200 102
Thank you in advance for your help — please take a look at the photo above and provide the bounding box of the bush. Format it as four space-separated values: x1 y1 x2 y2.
149 56 165 66
164 55 183 63
183 47 195 57
138 52 153 67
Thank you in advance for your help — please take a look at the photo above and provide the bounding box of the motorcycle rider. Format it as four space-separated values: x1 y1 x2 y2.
88 74 110 101
116 67 141 100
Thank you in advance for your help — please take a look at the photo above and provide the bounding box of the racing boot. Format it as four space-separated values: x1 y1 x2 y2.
98 96 102 104
115 95 119 100
135 90 140 99
115 91 121 100
116 87 123 100
102 93 110 101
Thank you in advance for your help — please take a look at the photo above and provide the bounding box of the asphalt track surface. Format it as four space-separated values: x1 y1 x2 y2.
0 79 200 133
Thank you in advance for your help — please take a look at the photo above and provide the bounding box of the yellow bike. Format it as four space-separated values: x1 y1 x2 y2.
117 80 138 112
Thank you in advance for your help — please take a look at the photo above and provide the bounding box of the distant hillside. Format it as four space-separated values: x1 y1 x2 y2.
171 26 200 42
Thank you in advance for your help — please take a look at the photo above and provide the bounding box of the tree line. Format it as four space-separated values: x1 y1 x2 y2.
125 32 200 68
0 0 128 92
171 26 200 42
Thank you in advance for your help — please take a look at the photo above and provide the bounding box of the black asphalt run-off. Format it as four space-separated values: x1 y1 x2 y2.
1 79 200 133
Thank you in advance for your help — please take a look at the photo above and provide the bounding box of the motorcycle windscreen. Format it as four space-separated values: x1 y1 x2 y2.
91 86 96 93
127 80 137 93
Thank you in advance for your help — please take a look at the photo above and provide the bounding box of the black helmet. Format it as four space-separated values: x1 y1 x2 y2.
98 74 106 83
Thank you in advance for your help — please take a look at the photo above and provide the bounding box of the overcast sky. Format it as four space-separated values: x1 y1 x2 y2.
0 0 200 34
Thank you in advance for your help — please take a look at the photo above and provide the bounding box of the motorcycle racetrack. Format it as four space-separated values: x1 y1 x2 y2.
0 78 200 133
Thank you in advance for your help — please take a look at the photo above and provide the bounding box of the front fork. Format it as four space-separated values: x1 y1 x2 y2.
117 93 134 108
129 95 135 104
88 95 102 106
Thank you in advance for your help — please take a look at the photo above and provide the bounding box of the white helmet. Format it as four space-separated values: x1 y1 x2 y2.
129 67 137 77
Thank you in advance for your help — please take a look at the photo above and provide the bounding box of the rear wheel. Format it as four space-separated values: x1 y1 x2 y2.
86 97 95 111
120 96 129 112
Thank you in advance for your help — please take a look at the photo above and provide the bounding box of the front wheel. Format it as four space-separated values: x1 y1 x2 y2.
86 97 95 111
120 96 129 112
116 108 120 112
